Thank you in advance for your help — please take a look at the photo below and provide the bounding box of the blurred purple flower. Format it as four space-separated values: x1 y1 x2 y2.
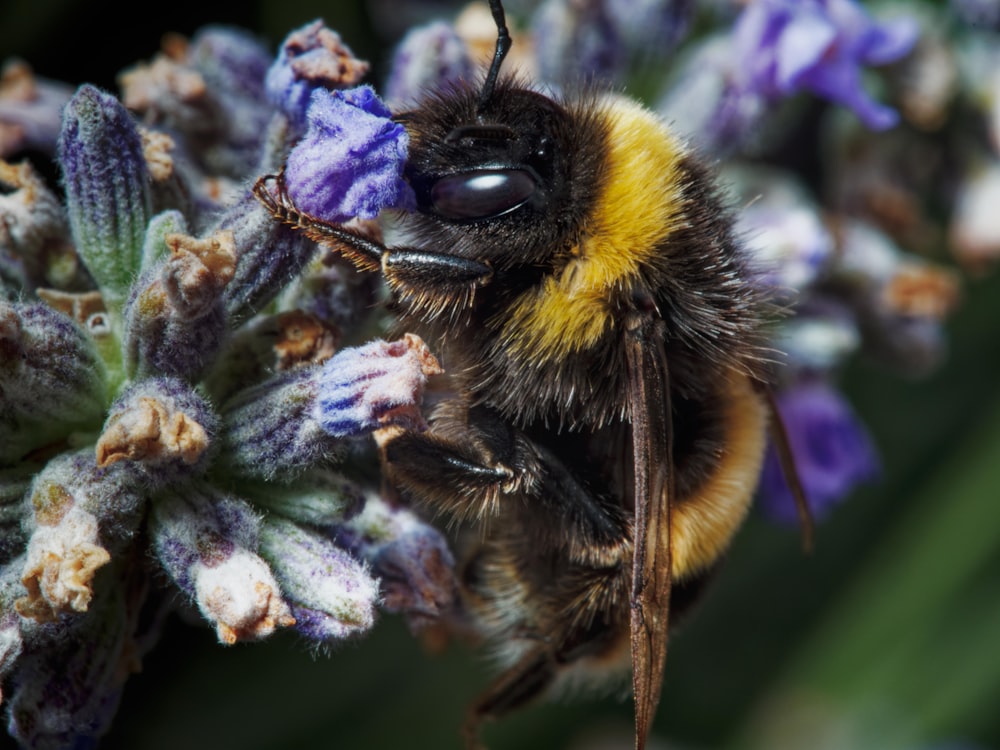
759 379 879 522
730 0 919 130
384 21 474 108
531 0 627 86
284 85 415 223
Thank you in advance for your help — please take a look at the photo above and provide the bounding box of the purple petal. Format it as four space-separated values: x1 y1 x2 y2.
758 380 879 522
284 86 415 223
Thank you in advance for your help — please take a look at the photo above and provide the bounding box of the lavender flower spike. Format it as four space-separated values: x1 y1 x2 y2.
58 85 151 305
758 379 879 522
284 85 416 223
258 516 379 643
150 485 294 644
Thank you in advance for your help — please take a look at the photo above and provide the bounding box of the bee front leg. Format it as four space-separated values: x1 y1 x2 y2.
253 177 493 315
378 427 528 522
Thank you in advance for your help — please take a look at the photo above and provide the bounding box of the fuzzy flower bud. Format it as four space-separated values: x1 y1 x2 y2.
0 301 107 463
96 377 218 483
265 20 370 129
284 86 416 223
384 21 475 108
335 494 455 629
150 485 293 644
15 451 143 623
220 335 438 481
315 333 442 438
243 469 365 526
7 570 133 749
216 190 319 326
258 516 378 642
58 85 151 306
123 229 236 380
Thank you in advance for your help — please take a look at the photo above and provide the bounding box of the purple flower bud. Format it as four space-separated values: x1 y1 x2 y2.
6 571 131 749
284 86 416 223
220 336 438 481
96 377 219 483
150 484 294 644
729 0 920 131
0 60 73 158
384 21 475 108
531 0 628 86
265 20 371 129
58 85 151 305
334 494 454 631
258 516 379 642
0 302 107 463
215 190 319 327
123 230 236 380
759 379 879 522
314 334 442 438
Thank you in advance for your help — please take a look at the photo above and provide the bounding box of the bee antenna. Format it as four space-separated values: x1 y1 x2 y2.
478 0 512 114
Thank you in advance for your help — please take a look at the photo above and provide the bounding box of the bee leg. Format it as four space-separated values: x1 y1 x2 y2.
462 650 556 750
380 428 522 520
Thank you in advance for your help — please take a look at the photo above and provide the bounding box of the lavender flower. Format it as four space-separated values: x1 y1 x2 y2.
284 86 416 222
0 302 107 463
258 516 379 642
219 335 439 480
729 0 920 131
531 0 627 86
334 494 455 631
6 571 132 750
384 21 475 107
759 379 879 521
150 485 294 644
122 229 236 380
265 20 370 129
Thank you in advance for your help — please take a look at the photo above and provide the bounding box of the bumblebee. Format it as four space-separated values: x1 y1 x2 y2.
257 2 808 747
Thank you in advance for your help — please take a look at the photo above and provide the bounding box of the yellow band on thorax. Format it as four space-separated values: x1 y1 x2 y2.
503 96 687 359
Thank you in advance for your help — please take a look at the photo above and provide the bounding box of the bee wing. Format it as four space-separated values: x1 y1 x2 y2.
626 318 672 750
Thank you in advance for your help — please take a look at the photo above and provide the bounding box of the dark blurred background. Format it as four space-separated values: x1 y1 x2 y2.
4 0 1000 748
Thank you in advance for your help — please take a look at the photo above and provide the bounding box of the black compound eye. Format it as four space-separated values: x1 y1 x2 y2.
430 169 537 220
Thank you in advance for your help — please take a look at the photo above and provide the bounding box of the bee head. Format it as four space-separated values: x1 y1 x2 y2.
398 0 604 270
